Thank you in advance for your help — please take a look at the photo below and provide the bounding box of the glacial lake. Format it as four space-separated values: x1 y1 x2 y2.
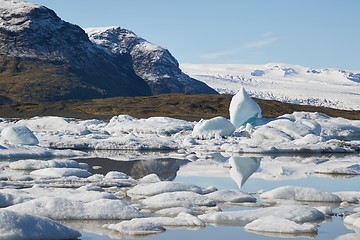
69 151 360 240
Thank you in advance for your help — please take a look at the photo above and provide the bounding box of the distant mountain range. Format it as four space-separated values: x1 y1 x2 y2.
181 63 360 110
0 0 216 103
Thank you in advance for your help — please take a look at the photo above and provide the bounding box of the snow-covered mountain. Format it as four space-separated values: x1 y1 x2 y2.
181 63 360 110
86 27 217 95
0 0 215 103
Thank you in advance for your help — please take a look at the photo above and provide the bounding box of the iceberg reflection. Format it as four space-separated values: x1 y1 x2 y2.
229 156 261 188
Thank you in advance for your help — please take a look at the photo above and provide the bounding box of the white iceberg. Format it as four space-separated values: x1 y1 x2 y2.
199 205 324 224
0 209 81 240
1 125 39 145
30 168 92 178
344 212 360 228
105 219 165 236
192 116 235 138
229 87 262 128
9 159 88 170
260 186 342 202
244 216 318 234
7 197 143 220
17 116 90 136
105 212 204 235
142 191 216 209
205 189 256 203
128 181 208 196
0 190 30 207
105 115 194 136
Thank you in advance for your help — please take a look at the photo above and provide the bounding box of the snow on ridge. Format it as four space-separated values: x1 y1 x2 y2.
0 0 43 32
181 63 360 110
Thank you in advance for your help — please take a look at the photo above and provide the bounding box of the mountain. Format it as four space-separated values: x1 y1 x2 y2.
0 0 154 103
0 0 216 104
181 63 360 110
85 27 217 95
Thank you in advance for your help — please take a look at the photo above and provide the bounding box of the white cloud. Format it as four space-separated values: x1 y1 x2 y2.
199 32 278 61
243 37 278 49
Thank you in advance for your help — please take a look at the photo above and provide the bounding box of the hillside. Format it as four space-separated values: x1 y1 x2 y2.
1 94 359 121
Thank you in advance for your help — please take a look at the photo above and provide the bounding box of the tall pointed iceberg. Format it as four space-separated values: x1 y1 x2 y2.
229 87 262 128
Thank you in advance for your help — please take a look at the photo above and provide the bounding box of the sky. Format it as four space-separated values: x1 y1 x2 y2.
27 0 360 71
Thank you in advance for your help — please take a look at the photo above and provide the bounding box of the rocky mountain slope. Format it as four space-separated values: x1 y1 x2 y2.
0 0 216 104
85 27 217 95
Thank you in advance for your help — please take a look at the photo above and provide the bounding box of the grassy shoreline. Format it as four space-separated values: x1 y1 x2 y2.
0 94 359 121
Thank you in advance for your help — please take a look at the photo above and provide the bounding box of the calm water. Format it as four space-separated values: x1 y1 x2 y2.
68 151 360 240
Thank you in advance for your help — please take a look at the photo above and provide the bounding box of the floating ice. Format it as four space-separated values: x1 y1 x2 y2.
199 205 325 224
7 197 143 220
128 181 208 196
105 115 194 136
142 191 216 209
17 116 90 136
260 186 342 202
0 209 81 240
0 190 30 207
315 164 360 175
105 212 204 235
192 116 235 138
1 125 39 145
344 212 360 228
105 219 165 236
244 216 318 234
205 189 256 203
9 159 87 170
229 87 262 128
30 168 92 178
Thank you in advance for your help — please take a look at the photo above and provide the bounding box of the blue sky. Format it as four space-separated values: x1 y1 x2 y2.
27 0 360 70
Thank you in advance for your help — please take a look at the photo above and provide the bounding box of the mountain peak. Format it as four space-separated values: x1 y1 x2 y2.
86 26 217 95
0 0 52 32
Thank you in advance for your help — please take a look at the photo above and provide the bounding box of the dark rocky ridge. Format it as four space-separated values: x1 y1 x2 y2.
0 1 216 103
86 27 217 95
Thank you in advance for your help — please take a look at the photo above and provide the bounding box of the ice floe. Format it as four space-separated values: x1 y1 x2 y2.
142 191 217 209
128 181 210 197
192 116 235 138
0 209 81 240
260 186 342 202
244 216 318 234
7 197 143 220
105 212 204 236
1 125 39 145
199 205 325 224
205 189 256 203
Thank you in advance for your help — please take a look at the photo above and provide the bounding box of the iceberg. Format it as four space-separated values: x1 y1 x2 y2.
199 205 325 224
7 197 143 220
142 191 217 209
229 87 262 128
0 209 81 240
192 116 235 138
244 216 318 234
260 186 342 202
128 181 208 197
205 189 256 203
1 125 39 145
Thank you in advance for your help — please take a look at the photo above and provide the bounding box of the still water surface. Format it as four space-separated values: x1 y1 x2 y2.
72 151 360 240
